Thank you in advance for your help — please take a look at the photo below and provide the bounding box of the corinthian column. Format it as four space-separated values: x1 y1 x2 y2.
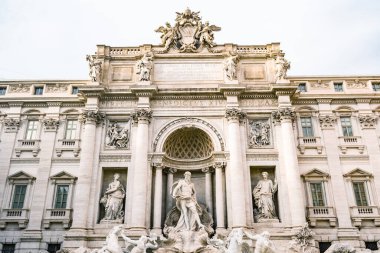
202 167 214 214
165 168 177 214
129 108 152 230
71 110 104 231
213 162 226 229
273 107 305 227
152 163 163 231
225 108 247 228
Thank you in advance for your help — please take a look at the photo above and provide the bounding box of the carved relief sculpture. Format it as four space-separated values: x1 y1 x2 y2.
288 223 317 253
136 53 153 81
86 54 102 82
46 83 68 92
121 233 158 253
245 231 276 253
4 118 20 131
319 114 337 129
253 172 278 220
106 122 130 148
347 79 367 89
155 8 221 53
358 114 377 128
8 83 31 93
224 54 239 81
43 118 59 131
248 120 271 148
100 173 126 222
275 55 290 82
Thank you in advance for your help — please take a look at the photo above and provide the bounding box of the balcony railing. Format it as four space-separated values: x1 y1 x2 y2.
298 136 323 154
43 208 72 228
306 206 337 227
338 136 365 154
350 206 380 227
55 139 80 157
15 139 41 157
0 208 29 229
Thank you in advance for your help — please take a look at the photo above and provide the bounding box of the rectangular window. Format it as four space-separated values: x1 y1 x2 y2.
72 86 79 95
340 117 353 136
334 82 343 92
310 182 325 206
300 117 314 137
0 87 7 95
54 185 69 209
372 83 380 91
65 120 78 140
1 244 16 253
47 243 61 253
12 184 27 209
34 86 44 95
298 83 307 92
353 182 368 206
25 120 39 140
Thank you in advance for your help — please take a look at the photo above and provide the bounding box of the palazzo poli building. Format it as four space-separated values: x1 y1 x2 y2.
1 9 380 253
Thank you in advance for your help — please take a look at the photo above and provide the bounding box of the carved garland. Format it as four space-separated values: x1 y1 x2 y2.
43 118 60 131
318 114 337 129
153 117 225 152
358 114 377 129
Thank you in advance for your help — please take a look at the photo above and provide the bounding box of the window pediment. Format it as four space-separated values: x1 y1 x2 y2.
50 171 77 184
344 168 372 179
8 171 36 183
302 169 330 181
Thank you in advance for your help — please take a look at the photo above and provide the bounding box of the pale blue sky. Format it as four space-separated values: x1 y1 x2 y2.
0 0 379 80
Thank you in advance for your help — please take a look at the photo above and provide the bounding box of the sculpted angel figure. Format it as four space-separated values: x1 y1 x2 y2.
196 21 221 48
86 55 102 82
155 22 177 50
136 53 153 81
275 55 290 81
224 55 239 80
171 171 204 232
121 233 158 253
100 173 125 221
253 172 278 220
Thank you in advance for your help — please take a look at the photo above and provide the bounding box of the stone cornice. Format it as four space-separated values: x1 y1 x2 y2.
218 85 246 97
130 85 157 97
79 86 105 98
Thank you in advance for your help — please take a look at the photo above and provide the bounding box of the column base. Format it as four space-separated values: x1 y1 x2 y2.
150 228 163 236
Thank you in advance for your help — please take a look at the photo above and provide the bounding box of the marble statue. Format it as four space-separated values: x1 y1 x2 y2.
207 234 227 252
246 231 276 253
171 171 204 232
155 22 177 51
121 233 158 253
100 173 125 222
107 123 129 148
86 55 102 82
97 225 124 253
275 55 290 82
224 55 239 81
226 228 246 253
253 172 278 220
196 21 221 48
288 223 317 253
136 53 153 81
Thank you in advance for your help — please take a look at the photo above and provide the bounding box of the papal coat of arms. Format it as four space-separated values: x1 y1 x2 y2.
155 8 221 53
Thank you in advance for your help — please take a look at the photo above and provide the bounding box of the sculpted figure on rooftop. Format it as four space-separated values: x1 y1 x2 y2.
86 54 102 82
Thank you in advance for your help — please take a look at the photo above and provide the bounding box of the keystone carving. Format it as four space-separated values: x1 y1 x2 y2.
319 114 337 129
358 114 377 129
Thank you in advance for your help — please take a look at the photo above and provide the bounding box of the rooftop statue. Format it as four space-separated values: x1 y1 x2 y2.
155 8 221 53
275 55 291 82
86 54 102 82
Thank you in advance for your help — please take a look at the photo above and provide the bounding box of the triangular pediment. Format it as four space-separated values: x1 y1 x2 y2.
50 171 77 180
344 168 372 178
8 171 35 181
302 169 330 179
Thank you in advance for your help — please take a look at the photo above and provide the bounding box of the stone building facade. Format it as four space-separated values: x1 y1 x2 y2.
1 9 380 253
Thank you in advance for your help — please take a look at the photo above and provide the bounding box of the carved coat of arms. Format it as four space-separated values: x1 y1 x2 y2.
155 8 221 53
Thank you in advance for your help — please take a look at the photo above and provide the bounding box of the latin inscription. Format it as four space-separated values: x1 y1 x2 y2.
154 63 223 82
152 100 226 107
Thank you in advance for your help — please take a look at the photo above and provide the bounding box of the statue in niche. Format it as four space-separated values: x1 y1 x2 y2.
107 122 129 148
224 54 239 81
136 53 153 81
253 171 278 220
246 231 276 253
86 54 102 82
171 171 204 232
100 173 125 222
275 55 290 82
248 120 271 148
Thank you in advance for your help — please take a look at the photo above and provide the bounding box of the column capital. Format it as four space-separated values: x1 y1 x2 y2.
153 162 164 169
4 117 20 132
272 107 295 122
213 162 226 169
80 110 105 125
42 118 60 131
132 108 152 124
358 114 377 129
164 167 177 174
202 167 215 173
318 114 337 129
225 108 246 123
